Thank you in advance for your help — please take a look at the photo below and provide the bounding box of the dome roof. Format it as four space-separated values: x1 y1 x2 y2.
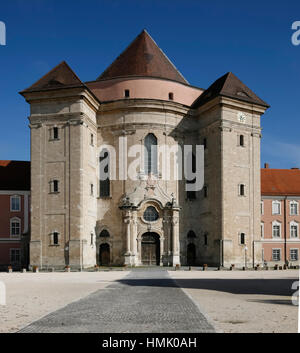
97 29 188 85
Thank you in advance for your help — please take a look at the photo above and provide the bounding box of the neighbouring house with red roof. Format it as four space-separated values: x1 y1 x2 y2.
261 164 300 266
0 161 30 270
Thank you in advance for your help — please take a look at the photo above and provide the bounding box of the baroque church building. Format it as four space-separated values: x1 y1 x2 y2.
21 30 269 269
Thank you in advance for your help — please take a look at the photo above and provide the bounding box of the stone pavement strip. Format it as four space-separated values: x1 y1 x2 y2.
19 269 215 333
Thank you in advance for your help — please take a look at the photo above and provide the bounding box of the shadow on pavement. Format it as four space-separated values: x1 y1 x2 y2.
117 277 298 297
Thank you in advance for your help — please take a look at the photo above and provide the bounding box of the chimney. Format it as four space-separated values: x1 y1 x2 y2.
264 163 269 169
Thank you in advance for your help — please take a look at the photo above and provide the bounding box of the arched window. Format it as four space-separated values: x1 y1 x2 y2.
99 149 110 197
10 218 21 238
99 229 110 238
144 133 158 175
187 230 196 238
186 152 196 200
143 206 159 222
290 221 299 238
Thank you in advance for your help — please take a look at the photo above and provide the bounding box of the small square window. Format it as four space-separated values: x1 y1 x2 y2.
10 249 21 264
290 249 298 261
168 92 174 100
124 89 130 98
272 249 281 261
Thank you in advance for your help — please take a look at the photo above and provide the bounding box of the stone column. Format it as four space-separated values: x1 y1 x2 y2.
124 211 132 266
159 236 165 266
137 238 142 265
131 210 138 266
171 210 180 266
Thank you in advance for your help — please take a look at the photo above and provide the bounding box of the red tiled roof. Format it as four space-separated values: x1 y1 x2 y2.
21 61 84 93
97 29 188 84
261 168 300 196
192 72 269 108
0 161 30 191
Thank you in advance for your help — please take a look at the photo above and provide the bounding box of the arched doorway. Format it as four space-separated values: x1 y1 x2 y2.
99 243 110 266
141 232 160 266
187 243 196 266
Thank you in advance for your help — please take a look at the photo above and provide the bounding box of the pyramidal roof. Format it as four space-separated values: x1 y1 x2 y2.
192 72 269 108
22 61 84 93
97 29 188 84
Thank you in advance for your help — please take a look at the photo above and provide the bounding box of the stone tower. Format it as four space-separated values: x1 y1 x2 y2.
20 30 269 269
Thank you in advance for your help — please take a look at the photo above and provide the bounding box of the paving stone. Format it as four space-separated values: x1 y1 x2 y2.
19 269 215 333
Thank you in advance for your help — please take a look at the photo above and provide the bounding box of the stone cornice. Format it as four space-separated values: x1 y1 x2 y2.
29 112 97 130
98 99 191 117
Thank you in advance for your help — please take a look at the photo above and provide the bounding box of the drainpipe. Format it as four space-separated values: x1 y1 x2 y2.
284 197 287 265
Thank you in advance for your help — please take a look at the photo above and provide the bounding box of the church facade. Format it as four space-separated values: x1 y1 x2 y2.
20 30 269 269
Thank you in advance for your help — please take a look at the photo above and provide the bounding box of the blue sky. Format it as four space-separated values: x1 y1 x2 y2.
0 0 299 168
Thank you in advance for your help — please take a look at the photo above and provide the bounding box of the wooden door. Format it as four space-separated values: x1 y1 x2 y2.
141 233 160 265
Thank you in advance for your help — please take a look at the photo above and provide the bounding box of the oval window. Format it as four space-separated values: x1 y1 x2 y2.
143 206 159 222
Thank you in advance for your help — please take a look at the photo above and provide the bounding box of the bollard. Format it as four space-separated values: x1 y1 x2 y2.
22 268 26 273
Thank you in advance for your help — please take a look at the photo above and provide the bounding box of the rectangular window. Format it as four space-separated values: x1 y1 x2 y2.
124 89 130 98
11 196 21 211
91 233 94 246
53 232 59 245
90 133 94 146
53 127 59 140
240 233 246 245
290 202 298 215
272 249 281 261
291 225 298 238
260 201 264 215
239 135 245 147
10 249 21 264
273 225 281 238
272 201 281 215
11 220 21 237
239 184 245 196
100 151 110 197
261 223 264 238
90 183 94 196
49 180 60 193
290 249 299 261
